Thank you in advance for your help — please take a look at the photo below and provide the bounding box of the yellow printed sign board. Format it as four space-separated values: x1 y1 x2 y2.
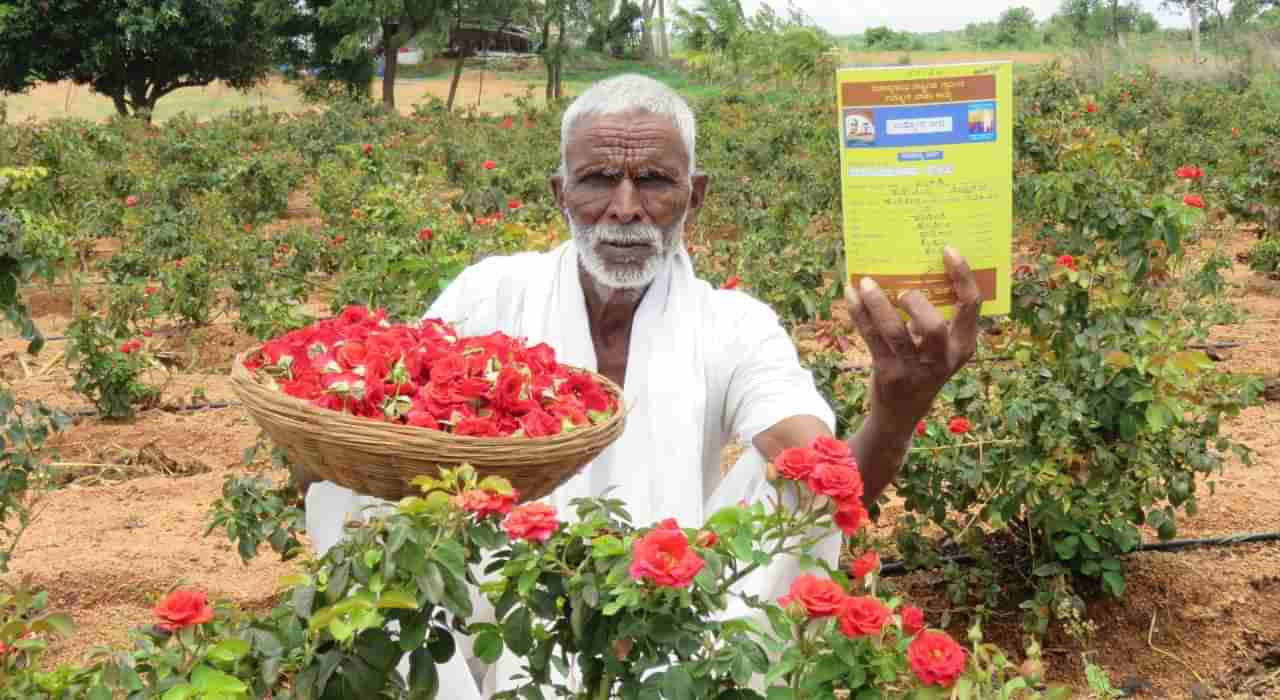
837 61 1013 317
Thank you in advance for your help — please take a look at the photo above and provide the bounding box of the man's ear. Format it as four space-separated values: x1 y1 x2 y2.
550 173 566 210
685 172 710 227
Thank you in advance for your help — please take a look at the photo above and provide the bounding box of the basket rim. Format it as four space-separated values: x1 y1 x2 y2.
229 346 629 447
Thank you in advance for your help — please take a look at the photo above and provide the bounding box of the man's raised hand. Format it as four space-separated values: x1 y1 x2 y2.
845 246 982 429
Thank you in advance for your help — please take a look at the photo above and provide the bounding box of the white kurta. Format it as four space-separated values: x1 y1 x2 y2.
305 241 840 697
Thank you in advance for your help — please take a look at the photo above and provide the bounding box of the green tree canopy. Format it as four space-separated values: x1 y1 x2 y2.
0 0 293 121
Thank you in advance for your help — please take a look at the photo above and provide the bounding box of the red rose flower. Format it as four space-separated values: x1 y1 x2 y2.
837 595 892 638
503 502 559 542
482 160 498 170
908 631 968 688
508 199 522 210
125 195 139 208
332 235 345 246
142 329 153 337
722 275 741 290
500 116 514 129
901 605 926 635
1184 194 1206 209
948 417 971 435
1175 165 1204 180
1057 254 1077 271
811 435 852 462
630 525 705 588
805 461 864 503
406 409 438 429
1086 102 1098 113
1232 127 1241 138
777 575 847 619
419 227 434 241
520 408 562 438
851 551 880 580
455 415 501 437
152 589 215 631
458 488 518 518
833 500 869 535
915 420 928 437
362 143 373 155
775 447 820 481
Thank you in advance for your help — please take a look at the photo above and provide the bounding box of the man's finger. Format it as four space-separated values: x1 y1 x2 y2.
844 284 895 362
897 290 947 363
858 276 913 358
944 247 982 362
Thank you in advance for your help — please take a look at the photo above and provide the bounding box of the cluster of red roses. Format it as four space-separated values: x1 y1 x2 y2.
771 436 869 536
119 338 145 354
778 574 966 688
1176 165 1207 209
247 306 617 438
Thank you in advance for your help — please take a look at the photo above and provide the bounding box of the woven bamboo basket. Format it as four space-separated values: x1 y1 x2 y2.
229 349 627 502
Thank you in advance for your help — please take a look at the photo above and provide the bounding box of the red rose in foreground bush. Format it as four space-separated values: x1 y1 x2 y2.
125 195 139 208
500 116 514 129
722 275 741 290
1057 254 1077 271
695 530 718 548
837 595 891 638
153 589 215 631
482 160 498 170
1175 165 1204 180
806 461 864 503
630 525 705 588
362 143 373 155
851 551 880 580
915 420 928 437
418 227 433 241
833 500 869 535
1184 194 1206 209
458 488 518 518
503 502 560 542
901 605 925 635
778 575 847 619
775 447 820 481
811 435 851 462
948 417 971 435
1086 102 1098 113
508 199 523 210
908 631 967 687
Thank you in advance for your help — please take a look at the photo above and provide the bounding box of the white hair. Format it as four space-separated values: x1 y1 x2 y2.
559 74 697 178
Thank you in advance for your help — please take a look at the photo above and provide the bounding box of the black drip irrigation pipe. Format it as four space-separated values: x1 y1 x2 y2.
879 531 1280 578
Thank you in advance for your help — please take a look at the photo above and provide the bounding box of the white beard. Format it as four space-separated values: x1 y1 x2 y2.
570 215 684 290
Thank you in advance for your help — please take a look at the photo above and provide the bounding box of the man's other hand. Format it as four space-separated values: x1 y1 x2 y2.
845 246 981 430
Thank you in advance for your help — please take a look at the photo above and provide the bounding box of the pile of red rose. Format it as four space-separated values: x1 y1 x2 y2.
244 306 617 437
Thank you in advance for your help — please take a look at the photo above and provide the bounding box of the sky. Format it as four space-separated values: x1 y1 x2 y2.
730 0 1192 34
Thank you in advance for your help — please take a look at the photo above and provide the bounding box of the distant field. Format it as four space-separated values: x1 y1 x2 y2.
841 50 1060 67
0 70 564 124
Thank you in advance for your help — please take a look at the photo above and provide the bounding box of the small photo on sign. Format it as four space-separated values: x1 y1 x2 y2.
966 102 997 141
843 109 876 146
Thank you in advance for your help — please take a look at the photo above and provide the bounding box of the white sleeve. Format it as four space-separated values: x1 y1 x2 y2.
720 294 836 443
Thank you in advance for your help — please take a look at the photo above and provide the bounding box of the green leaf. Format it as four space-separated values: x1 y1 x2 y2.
160 686 194 700
661 666 694 700
190 665 248 694
377 589 419 610
1102 570 1126 596
408 646 438 699
34 612 75 636
207 638 251 664
591 534 626 558
503 606 534 656
474 629 504 663
330 618 355 642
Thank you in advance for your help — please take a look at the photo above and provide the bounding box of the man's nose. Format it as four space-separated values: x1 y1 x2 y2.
605 178 643 224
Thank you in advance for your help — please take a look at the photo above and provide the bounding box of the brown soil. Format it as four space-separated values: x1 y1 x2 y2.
4 223 1279 697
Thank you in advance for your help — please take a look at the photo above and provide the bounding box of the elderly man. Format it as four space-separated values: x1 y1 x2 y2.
306 73 981 697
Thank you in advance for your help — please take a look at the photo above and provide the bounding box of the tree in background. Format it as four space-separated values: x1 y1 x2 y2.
861 25 919 51
1049 0 1155 47
283 0 378 100
0 0 292 122
675 0 747 74
317 0 450 108
442 0 524 110
995 6 1039 47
